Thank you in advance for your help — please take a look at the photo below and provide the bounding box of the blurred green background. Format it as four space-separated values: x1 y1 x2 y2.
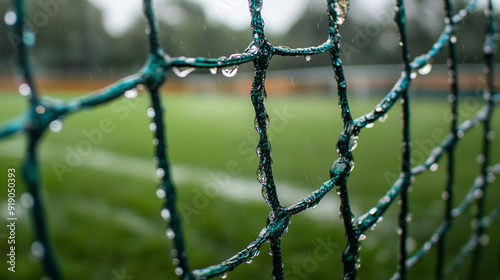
1 0 500 279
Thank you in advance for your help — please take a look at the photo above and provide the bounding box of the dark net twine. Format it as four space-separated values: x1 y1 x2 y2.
1 0 499 279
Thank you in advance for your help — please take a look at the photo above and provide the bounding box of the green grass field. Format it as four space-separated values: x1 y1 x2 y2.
0 90 499 279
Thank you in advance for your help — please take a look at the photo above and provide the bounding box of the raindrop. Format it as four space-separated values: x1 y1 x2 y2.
396 227 403 236
149 122 157 132
457 130 464 138
486 173 495 183
479 234 490 246
379 114 388 122
49 119 63 133
152 138 159 146
365 122 374 128
369 207 377 215
424 242 432 251
486 131 495 141
4 10 17 26
374 104 383 113
399 41 404 47
441 191 449 200
147 107 156 118
249 44 259 54
268 248 273 256
358 234 367 241
405 213 412 222
473 189 483 199
349 135 358 152
171 249 178 258
410 71 417 79
31 241 45 259
124 89 138 99
21 192 34 208
35 105 46 114
476 154 485 164
418 64 432 75
19 83 31 97
256 146 262 157
156 168 165 178
261 186 269 203
334 0 350 25
23 30 36 47
161 209 171 221
447 94 456 103
430 163 438 172
304 55 311 62
245 258 253 264
431 233 440 242
450 36 457 44
209 67 218 75
175 267 183 276
222 65 238 77
172 67 195 78
221 273 228 279
156 187 166 199
172 258 179 265
166 229 176 239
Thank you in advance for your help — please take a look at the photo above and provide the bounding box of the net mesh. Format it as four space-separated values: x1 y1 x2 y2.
0 0 499 279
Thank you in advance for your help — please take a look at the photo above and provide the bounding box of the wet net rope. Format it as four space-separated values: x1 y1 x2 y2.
1 0 499 279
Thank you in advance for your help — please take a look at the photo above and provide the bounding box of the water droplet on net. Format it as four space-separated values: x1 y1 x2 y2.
221 272 228 279
473 189 483 199
166 229 176 240
36 105 46 114
430 163 439 172
369 207 378 215
379 114 388 122
358 234 367 241
245 258 253 264
156 168 165 178
304 55 311 62
450 36 457 44
476 154 485 164
21 192 34 208
222 65 238 77
19 83 31 97
31 241 45 259
49 119 63 133
23 30 36 47
172 67 195 78
486 131 495 141
156 187 166 199
365 122 374 128
149 122 157 132
410 70 417 79
249 44 259 54
209 67 218 75
418 64 432 75
124 89 138 99
147 107 156 118
161 209 171 221
374 104 383 113
479 234 490 246
175 267 183 276
4 10 17 26
334 0 350 25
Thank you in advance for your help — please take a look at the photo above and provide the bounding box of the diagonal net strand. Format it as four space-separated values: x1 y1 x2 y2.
0 0 498 279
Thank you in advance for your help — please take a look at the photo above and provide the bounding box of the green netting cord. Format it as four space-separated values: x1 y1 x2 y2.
1 0 499 279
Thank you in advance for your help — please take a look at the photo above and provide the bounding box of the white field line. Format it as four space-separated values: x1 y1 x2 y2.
0 140 343 223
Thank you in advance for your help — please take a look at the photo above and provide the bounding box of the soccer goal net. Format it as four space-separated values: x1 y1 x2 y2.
0 0 499 279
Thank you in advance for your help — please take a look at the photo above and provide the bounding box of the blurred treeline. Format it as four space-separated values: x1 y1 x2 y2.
0 0 497 77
